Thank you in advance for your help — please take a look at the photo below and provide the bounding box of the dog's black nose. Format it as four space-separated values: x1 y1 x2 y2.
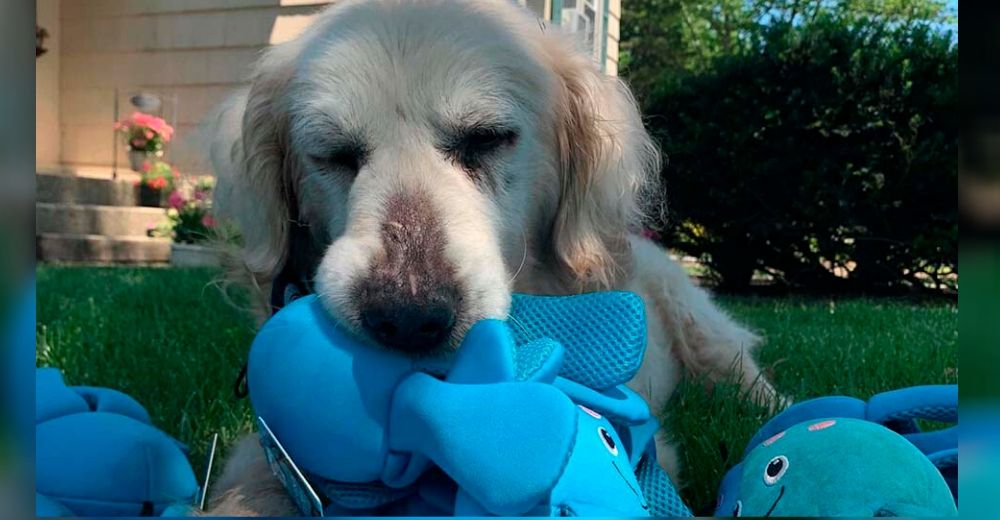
360 302 456 353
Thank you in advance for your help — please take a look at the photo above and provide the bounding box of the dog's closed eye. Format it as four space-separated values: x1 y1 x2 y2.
309 144 367 177
445 126 519 172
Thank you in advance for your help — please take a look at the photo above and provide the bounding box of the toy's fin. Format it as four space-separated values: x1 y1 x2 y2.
513 338 563 383
449 318 566 384
447 319 516 384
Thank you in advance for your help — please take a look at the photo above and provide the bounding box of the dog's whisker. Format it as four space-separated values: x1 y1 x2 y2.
508 228 528 285
505 313 531 340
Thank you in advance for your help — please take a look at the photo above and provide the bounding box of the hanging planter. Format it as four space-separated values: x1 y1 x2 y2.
36 26 49 57
115 112 174 172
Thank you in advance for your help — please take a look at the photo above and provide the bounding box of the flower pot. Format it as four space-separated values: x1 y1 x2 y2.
127 149 163 172
138 185 163 207
170 243 221 267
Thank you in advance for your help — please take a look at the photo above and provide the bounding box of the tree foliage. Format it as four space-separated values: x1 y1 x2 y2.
642 16 957 292
621 0 956 104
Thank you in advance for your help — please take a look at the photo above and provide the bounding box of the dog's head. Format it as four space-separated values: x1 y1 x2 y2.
216 0 659 354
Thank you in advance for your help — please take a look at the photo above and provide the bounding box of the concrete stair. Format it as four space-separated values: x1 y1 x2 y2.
37 203 168 237
36 169 172 264
37 233 172 263
37 172 143 206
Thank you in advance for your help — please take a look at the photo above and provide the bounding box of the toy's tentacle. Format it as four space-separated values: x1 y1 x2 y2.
867 385 958 432
554 378 651 425
388 373 577 516
72 386 153 426
36 368 90 424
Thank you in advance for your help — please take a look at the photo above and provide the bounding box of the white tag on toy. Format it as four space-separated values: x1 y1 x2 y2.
198 433 219 511
258 416 326 516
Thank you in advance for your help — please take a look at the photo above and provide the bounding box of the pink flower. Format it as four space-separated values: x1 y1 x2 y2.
148 177 167 190
159 123 175 142
131 138 147 149
141 161 152 173
120 112 175 142
194 189 208 201
167 190 185 209
201 214 216 228
131 112 153 126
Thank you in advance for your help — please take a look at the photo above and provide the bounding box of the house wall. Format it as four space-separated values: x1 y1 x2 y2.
37 0 62 168
56 0 332 174
50 0 620 175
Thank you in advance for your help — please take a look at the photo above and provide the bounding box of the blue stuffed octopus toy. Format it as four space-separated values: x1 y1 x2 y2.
248 292 691 517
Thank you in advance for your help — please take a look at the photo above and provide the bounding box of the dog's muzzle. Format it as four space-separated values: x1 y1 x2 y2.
353 192 463 353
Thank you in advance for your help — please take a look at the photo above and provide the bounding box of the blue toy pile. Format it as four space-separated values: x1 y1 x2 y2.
248 292 692 516
33 284 956 517
35 368 198 517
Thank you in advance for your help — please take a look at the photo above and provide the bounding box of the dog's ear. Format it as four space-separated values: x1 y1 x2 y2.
545 40 661 289
228 42 302 281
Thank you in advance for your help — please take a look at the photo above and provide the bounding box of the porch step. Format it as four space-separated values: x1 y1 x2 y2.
36 202 167 237
36 233 171 264
37 171 142 206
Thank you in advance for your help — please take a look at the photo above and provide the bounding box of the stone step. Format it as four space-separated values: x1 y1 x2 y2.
37 171 143 206
36 202 167 237
36 233 171 264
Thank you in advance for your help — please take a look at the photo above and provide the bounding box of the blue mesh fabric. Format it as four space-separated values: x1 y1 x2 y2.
315 478 415 510
508 292 647 390
635 455 692 517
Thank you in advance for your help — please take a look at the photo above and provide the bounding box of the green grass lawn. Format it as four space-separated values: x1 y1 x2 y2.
36 266 957 514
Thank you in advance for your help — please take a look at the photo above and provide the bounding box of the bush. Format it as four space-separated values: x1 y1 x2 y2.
644 17 957 292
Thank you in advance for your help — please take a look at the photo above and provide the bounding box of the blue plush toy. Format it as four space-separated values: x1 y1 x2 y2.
716 386 958 517
35 368 199 517
248 293 691 516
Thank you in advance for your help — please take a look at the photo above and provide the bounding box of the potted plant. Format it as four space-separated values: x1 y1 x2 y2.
114 111 174 171
151 178 222 267
136 160 177 207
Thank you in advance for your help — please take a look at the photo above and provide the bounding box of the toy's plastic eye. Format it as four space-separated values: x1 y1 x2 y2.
597 427 618 456
763 455 789 485
733 500 743 517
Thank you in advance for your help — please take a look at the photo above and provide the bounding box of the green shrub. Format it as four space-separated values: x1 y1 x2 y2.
644 17 957 291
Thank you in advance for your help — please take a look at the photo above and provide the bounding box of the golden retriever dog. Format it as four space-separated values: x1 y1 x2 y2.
205 0 781 514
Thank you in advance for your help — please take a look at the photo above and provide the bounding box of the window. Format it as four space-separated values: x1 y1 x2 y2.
514 0 608 70
559 0 604 62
